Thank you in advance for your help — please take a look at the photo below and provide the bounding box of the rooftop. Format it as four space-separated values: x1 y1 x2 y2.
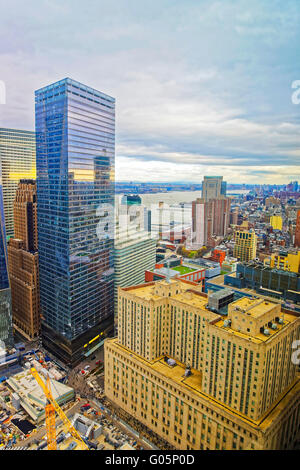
121 279 206 306
230 297 276 319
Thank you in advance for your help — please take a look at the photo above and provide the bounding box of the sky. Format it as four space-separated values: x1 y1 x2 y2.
0 0 299 184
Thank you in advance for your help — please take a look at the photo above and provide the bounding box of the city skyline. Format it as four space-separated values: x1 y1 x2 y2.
0 0 299 185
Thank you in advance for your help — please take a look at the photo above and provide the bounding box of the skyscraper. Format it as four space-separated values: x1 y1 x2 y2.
35 78 115 365
0 179 13 349
7 180 40 340
114 226 156 318
0 128 36 237
13 179 38 252
190 196 231 249
201 176 226 201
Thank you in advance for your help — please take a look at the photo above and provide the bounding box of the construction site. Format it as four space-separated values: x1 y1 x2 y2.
0 345 153 450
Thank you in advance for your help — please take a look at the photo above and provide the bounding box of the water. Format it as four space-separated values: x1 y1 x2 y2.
116 189 249 208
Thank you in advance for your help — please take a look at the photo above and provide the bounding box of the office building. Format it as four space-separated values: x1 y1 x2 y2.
8 239 40 340
233 230 257 262
0 180 13 349
105 279 300 450
7 180 40 340
117 195 151 233
264 251 300 274
190 197 230 249
224 261 300 303
35 78 115 365
114 226 156 317
0 128 36 237
270 215 283 231
202 176 226 201
13 179 38 251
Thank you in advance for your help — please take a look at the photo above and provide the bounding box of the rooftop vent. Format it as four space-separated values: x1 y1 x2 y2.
167 358 176 367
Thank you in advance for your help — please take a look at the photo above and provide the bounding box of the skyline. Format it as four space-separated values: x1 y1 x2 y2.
0 0 299 184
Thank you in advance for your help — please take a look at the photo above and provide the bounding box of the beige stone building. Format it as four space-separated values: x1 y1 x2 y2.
105 278 300 450
234 230 257 262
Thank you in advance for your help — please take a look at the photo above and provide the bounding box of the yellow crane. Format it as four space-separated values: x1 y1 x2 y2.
30 367 88 450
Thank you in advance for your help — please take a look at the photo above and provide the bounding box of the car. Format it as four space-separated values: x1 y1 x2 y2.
91 355 96 360
84 365 90 370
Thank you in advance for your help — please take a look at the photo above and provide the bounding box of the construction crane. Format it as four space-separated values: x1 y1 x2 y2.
30 367 88 450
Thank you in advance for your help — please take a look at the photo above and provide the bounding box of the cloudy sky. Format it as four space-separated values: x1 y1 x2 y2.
0 0 299 184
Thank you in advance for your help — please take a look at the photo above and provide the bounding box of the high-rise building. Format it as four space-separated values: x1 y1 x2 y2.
201 176 226 201
35 78 115 365
0 180 13 349
295 210 300 247
117 195 151 233
13 180 38 252
114 226 156 319
0 128 36 237
7 180 40 340
190 197 230 249
233 230 257 262
105 279 300 450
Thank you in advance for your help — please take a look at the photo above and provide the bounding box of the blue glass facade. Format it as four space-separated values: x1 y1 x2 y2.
0 179 13 349
35 78 115 364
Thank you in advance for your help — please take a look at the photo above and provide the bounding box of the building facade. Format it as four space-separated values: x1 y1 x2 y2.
190 197 231 249
13 179 38 252
7 181 40 340
225 261 300 304
8 239 40 341
105 279 300 450
295 210 300 248
201 176 227 201
0 181 13 349
234 230 257 262
264 251 300 274
114 227 156 318
0 128 36 237
35 78 115 365
270 215 283 231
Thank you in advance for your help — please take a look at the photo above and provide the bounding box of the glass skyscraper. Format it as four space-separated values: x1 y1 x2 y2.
35 78 115 365
0 128 36 237
0 176 13 349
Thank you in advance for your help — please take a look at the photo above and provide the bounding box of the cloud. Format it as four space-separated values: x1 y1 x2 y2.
0 0 299 184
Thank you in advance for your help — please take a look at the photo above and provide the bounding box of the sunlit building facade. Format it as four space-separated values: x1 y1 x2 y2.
7 180 40 340
0 128 36 237
105 279 300 450
0 180 13 349
234 230 257 262
35 78 115 365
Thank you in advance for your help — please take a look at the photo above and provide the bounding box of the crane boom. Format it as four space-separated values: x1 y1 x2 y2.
30 367 88 450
